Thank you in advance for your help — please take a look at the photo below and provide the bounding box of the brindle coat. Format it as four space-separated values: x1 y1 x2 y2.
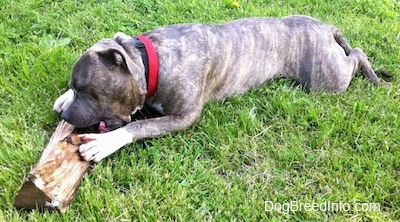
54 15 387 162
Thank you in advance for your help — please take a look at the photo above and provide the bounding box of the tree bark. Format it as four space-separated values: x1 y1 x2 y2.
14 120 92 213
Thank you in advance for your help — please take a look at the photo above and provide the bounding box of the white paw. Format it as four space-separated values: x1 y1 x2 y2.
79 128 133 162
53 89 75 113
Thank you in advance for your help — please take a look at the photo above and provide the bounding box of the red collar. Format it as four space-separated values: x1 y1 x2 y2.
135 35 159 97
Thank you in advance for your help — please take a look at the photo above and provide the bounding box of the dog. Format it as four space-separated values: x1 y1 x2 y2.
53 15 389 162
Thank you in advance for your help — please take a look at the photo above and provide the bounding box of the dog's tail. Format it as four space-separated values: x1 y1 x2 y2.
333 29 352 56
333 28 393 85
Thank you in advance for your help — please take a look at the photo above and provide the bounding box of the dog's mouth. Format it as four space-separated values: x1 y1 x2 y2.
97 118 127 133
72 117 127 134
94 106 165 133
98 121 108 133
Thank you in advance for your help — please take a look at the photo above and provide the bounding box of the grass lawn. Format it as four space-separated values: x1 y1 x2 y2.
1 0 399 221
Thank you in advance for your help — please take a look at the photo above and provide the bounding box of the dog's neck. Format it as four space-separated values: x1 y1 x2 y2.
133 36 159 98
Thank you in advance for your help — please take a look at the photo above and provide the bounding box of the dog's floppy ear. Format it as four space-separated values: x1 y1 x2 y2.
89 38 148 96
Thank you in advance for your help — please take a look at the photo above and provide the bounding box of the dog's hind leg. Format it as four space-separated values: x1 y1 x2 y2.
348 48 380 86
334 29 381 86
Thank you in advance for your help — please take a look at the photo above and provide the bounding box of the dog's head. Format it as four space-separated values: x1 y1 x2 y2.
60 33 147 132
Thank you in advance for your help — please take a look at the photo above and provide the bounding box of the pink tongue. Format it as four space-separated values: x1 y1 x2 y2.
98 121 108 133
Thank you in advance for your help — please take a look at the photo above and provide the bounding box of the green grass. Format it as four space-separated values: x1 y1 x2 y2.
1 0 399 221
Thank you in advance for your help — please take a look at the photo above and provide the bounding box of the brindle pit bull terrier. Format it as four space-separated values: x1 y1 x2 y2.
53 15 389 162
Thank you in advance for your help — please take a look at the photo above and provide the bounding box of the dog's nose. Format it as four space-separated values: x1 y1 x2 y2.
59 103 98 128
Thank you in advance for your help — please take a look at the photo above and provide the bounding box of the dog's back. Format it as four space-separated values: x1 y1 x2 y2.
148 16 382 97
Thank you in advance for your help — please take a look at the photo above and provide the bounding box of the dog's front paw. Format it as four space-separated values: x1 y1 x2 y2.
53 89 75 113
79 128 133 162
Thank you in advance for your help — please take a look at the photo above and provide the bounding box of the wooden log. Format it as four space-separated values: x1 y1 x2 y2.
14 120 92 213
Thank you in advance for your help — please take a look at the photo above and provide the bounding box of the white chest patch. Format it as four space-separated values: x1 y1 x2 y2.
147 101 165 115
131 105 144 115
